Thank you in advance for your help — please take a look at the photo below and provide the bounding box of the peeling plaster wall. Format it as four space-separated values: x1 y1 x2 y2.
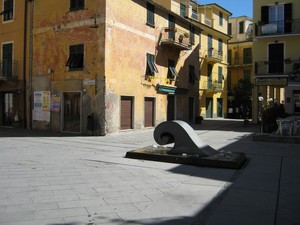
32 0 106 134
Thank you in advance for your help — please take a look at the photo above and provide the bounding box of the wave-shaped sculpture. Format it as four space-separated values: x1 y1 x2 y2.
153 120 217 156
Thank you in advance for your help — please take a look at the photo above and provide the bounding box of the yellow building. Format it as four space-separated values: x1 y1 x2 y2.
227 16 253 118
198 4 231 118
0 0 31 128
253 0 300 121
154 0 232 118
29 0 202 134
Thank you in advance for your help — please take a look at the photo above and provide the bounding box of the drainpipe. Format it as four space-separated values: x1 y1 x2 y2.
28 0 34 129
23 0 28 128
23 0 34 129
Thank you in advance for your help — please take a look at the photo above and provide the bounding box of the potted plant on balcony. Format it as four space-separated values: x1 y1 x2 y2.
178 34 184 43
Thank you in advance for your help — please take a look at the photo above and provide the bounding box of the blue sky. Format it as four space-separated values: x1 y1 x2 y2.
196 0 253 18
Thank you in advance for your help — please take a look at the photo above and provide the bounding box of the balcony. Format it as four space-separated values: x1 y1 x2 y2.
256 19 300 37
200 79 223 91
0 60 18 81
228 57 252 67
160 27 191 50
255 59 300 85
205 49 223 63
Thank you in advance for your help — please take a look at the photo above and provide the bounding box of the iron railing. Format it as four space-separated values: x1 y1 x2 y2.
200 78 223 91
0 60 18 80
256 19 300 36
206 49 223 62
228 57 252 66
160 27 191 50
255 59 300 82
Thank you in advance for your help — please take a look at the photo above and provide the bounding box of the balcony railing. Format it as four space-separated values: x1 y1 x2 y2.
160 27 191 50
256 19 300 37
200 78 223 91
0 60 18 80
206 49 223 63
255 59 300 82
228 57 252 66
204 16 212 27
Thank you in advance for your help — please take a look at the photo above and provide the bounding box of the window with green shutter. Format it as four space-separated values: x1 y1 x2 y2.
66 44 84 70
243 48 252 64
218 66 223 83
146 53 158 76
189 25 195 45
180 3 186 17
147 3 155 27
168 59 178 80
2 43 13 77
219 12 223 26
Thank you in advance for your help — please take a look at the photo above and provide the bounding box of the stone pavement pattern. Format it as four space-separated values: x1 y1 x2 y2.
0 119 299 225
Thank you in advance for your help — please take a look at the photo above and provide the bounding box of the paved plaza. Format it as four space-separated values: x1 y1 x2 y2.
0 119 300 225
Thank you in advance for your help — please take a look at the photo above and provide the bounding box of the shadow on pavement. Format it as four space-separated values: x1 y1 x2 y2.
0 119 260 138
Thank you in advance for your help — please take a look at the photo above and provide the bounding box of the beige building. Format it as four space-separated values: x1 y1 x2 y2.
227 16 253 118
253 0 300 121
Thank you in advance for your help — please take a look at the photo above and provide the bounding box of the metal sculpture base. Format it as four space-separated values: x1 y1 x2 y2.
125 120 247 169
125 146 246 169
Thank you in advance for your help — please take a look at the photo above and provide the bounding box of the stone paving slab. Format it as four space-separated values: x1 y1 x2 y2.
0 120 300 225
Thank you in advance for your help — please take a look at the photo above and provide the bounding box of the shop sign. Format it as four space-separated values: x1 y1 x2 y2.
255 77 288 86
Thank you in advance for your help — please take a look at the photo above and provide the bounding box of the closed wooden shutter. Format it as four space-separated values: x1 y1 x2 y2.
121 97 133 130
284 3 292 33
144 98 154 127
261 6 269 25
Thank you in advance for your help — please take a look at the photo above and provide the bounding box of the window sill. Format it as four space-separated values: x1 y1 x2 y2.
68 67 84 72
69 7 85 12
146 22 155 28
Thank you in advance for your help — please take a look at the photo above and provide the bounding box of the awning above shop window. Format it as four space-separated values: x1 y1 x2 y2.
156 84 177 94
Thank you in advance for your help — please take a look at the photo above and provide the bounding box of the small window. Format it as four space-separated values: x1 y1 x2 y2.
146 2 155 27
219 12 223 26
239 21 244 34
228 23 232 35
1 0 14 21
168 59 178 80
66 44 84 70
189 65 196 83
70 0 84 11
146 53 158 76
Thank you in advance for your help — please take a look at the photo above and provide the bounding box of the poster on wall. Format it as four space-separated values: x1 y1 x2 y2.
51 95 61 112
33 91 51 122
